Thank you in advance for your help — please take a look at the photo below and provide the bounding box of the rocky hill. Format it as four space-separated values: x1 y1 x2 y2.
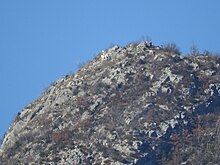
1 42 220 165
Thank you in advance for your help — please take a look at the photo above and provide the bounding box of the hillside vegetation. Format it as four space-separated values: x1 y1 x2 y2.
1 42 220 165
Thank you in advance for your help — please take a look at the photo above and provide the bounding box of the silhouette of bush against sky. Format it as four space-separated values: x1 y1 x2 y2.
162 42 181 55
190 44 199 55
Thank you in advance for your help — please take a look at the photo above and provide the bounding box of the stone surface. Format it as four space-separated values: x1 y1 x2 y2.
1 42 220 164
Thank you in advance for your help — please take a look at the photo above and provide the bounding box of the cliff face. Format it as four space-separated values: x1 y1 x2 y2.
1 42 220 165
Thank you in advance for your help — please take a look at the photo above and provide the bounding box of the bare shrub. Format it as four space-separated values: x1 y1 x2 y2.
51 132 66 142
190 44 199 55
77 61 86 70
76 96 90 109
140 35 152 42
162 42 181 55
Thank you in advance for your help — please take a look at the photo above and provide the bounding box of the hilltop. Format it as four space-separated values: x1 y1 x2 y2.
1 42 220 164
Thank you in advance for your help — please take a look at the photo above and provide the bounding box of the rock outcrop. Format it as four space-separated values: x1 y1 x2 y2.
1 42 220 164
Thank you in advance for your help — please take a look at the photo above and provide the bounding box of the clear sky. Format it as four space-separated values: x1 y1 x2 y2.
1 0 220 139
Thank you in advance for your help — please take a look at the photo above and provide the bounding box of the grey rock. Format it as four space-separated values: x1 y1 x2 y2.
1 42 220 164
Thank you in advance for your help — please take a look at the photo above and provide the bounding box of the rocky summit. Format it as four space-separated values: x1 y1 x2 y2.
1 42 220 165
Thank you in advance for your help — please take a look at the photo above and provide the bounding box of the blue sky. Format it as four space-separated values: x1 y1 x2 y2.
0 0 220 139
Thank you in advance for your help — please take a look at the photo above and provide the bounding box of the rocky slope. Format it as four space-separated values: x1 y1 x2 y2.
1 42 220 165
